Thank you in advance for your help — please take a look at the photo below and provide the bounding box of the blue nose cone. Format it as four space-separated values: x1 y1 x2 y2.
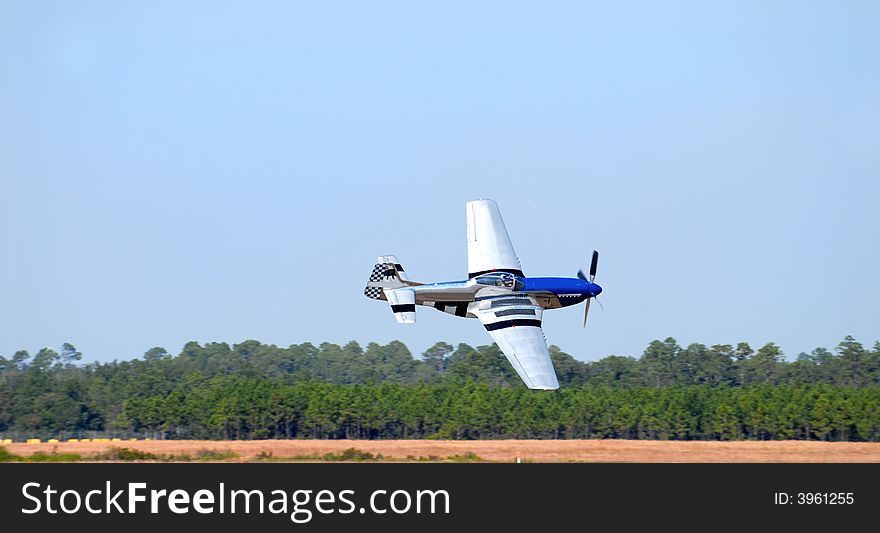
591 283 602 296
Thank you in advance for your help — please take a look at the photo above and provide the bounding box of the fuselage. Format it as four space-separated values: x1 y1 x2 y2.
410 272 602 315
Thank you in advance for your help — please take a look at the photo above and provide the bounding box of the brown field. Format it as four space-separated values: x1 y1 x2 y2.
6 439 880 462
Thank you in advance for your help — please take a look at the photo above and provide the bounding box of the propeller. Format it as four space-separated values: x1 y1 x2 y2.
576 250 601 328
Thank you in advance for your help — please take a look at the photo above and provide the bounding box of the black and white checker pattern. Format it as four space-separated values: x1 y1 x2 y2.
364 286 383 299
364 262 390 300
368 263 387 282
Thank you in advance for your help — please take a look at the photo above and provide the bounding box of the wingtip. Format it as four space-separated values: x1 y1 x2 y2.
528 378 560 391
466 198 497 206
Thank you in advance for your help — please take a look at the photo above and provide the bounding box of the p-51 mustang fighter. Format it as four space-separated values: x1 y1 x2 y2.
364 199 602 390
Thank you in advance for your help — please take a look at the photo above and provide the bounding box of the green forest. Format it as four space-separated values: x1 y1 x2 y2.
1 336 879 441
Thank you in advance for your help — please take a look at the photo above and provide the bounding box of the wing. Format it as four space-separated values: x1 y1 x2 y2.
466 199 523 278
476 303 559 390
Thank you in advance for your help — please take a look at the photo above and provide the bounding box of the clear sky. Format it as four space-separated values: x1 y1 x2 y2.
2 1 878 364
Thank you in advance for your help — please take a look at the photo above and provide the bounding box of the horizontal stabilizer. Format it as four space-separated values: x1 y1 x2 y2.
385 288 416 324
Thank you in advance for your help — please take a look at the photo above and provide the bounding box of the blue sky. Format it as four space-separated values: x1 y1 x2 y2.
2 1 878 363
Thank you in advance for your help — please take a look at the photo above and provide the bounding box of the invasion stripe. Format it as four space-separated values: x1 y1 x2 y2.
494 308 536 317
490 298 533 307
484 319 542 331
391 304 416 313
468 268 525 279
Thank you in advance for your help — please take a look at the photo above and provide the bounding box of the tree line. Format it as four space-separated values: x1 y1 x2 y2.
0 336 878 440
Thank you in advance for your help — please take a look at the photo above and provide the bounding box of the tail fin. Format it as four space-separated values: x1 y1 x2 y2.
364 255 411 300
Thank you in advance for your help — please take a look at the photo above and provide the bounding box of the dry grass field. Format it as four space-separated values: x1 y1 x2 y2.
6 439 880 462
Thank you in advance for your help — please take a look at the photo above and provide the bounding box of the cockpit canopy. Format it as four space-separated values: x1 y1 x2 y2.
474 272 524 291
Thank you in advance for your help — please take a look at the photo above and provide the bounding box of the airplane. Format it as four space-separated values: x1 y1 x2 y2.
363 199 602 390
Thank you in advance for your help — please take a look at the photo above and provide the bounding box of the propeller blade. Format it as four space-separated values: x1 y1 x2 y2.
577 269 587 281
589 250 599 282
595 295 604 311
583 297 592 328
